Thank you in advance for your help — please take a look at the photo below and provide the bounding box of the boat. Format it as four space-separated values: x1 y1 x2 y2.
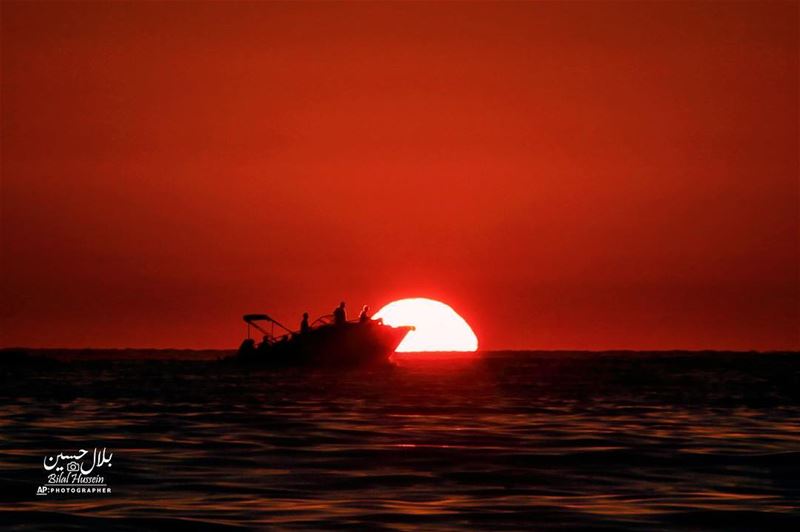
227 313 413 366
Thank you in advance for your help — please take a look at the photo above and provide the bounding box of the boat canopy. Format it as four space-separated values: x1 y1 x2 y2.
243 314 270 323
243 313 293 337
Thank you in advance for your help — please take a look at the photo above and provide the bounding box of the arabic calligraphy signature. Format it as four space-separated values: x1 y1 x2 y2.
43 448 113 474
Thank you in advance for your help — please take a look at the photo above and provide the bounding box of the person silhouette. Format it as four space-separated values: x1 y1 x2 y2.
300 312 310 334
358 305 370 323
238 338 256 357
333 301 347 325
258 335 271 351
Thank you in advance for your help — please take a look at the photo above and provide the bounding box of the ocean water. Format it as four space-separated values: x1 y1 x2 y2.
0 350 798 530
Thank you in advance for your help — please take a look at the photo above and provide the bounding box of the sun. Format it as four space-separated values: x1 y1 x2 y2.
373 298 478 352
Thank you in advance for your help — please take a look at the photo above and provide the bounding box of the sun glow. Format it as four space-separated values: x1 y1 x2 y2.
374 298 478 352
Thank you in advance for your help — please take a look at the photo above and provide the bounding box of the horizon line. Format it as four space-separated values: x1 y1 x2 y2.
2 346 798 354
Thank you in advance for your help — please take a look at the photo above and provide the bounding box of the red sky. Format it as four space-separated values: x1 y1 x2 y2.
2 1 798 350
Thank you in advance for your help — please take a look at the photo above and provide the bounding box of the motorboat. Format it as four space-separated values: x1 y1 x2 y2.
228 312 412 366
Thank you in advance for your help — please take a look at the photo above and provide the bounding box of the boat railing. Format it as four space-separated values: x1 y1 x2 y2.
247 312 387 348
311 314 334 327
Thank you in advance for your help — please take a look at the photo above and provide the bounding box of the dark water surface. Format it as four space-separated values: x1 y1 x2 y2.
1 350 799 530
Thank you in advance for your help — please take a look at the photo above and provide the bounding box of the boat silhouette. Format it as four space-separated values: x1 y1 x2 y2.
228 313 413 366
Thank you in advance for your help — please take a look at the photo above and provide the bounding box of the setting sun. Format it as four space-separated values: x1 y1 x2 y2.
373 298 478 352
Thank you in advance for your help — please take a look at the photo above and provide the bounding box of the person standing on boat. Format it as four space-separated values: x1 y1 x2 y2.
358 305 370 323
300 312 310 334
333 301 347 325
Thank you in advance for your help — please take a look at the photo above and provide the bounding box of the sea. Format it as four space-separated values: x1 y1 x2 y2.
0 349 798 530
